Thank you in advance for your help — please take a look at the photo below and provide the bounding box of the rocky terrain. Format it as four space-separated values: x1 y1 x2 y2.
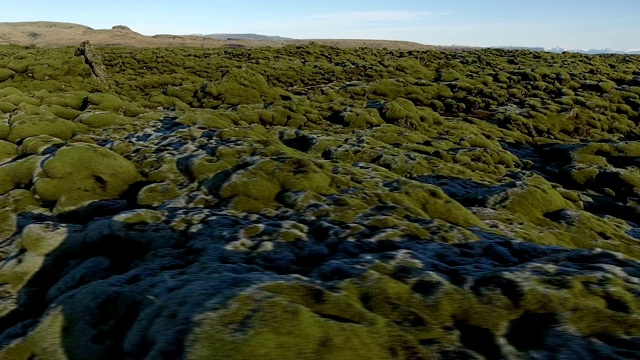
0 22 436 50
0 41 639 359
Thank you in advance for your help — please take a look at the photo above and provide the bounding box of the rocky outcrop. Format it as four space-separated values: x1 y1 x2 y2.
74 40 110 86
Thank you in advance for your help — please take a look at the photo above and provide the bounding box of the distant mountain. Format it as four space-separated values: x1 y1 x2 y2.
202 33 293 41
543 47 640 55
495 46 640 55
0 22 436 50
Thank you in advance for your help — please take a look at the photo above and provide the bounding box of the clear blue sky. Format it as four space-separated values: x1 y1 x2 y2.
2 0 639 50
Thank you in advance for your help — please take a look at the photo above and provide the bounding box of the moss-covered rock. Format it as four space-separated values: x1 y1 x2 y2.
0 68 16 82
33 143 142 214
0 155 41 195
0 189 42 214
0 308 67 359
187 286 417 360
0 140 17 163
137 182 181 207
380 98 424 131
74 112 129 128
486 175 575 222
7 115 80 143
17 134 65 155
196 68 290 107
0 102 16 114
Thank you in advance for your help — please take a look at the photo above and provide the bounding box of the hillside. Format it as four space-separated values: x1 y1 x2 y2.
0 43 639 359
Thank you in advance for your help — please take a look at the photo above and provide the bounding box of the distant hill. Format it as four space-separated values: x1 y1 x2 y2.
202 33 293 41
496 46 640 55
0 21 436 50
544 47 640 55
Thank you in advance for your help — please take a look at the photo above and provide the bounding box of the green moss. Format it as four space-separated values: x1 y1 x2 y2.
418 106 443 126
7 115 80 143
336 108 385 129
1 94 40 107
0 140 18 161
381 98 425 131
0 121 9 140
489 175 574 222
436 69 464 82
137 182 181 207
17 134 64 155
598 81 616 93
0 189 42 214
40 105 82 120
41 92 88 110
86 93 127 112
187 287 418 360
399 182 485 228
219 161 283 209
33 143 142 214
196 68 290 107
0 101 16 113
0 87 23 97
0 68 16 82
113 209 166 225
0 156 41 195
0 209 17 243
75 112 128 128
0 308 67 359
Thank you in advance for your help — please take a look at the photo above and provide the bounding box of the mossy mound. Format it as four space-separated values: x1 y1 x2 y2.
381 98 424 131
74 111 129 128
218 157 334 212
485 174 575 222
0 140 17 162
0 189 42 214
137 182 181 207
17 134 65 155
41 91 88 110
0 68 16 82
195 68 291 107
187 286 414 360
0 156 41 195
187 247 640 360
33 143 142 214
7 114 81 143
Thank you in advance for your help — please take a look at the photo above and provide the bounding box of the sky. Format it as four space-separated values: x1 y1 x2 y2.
2 0 639 50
